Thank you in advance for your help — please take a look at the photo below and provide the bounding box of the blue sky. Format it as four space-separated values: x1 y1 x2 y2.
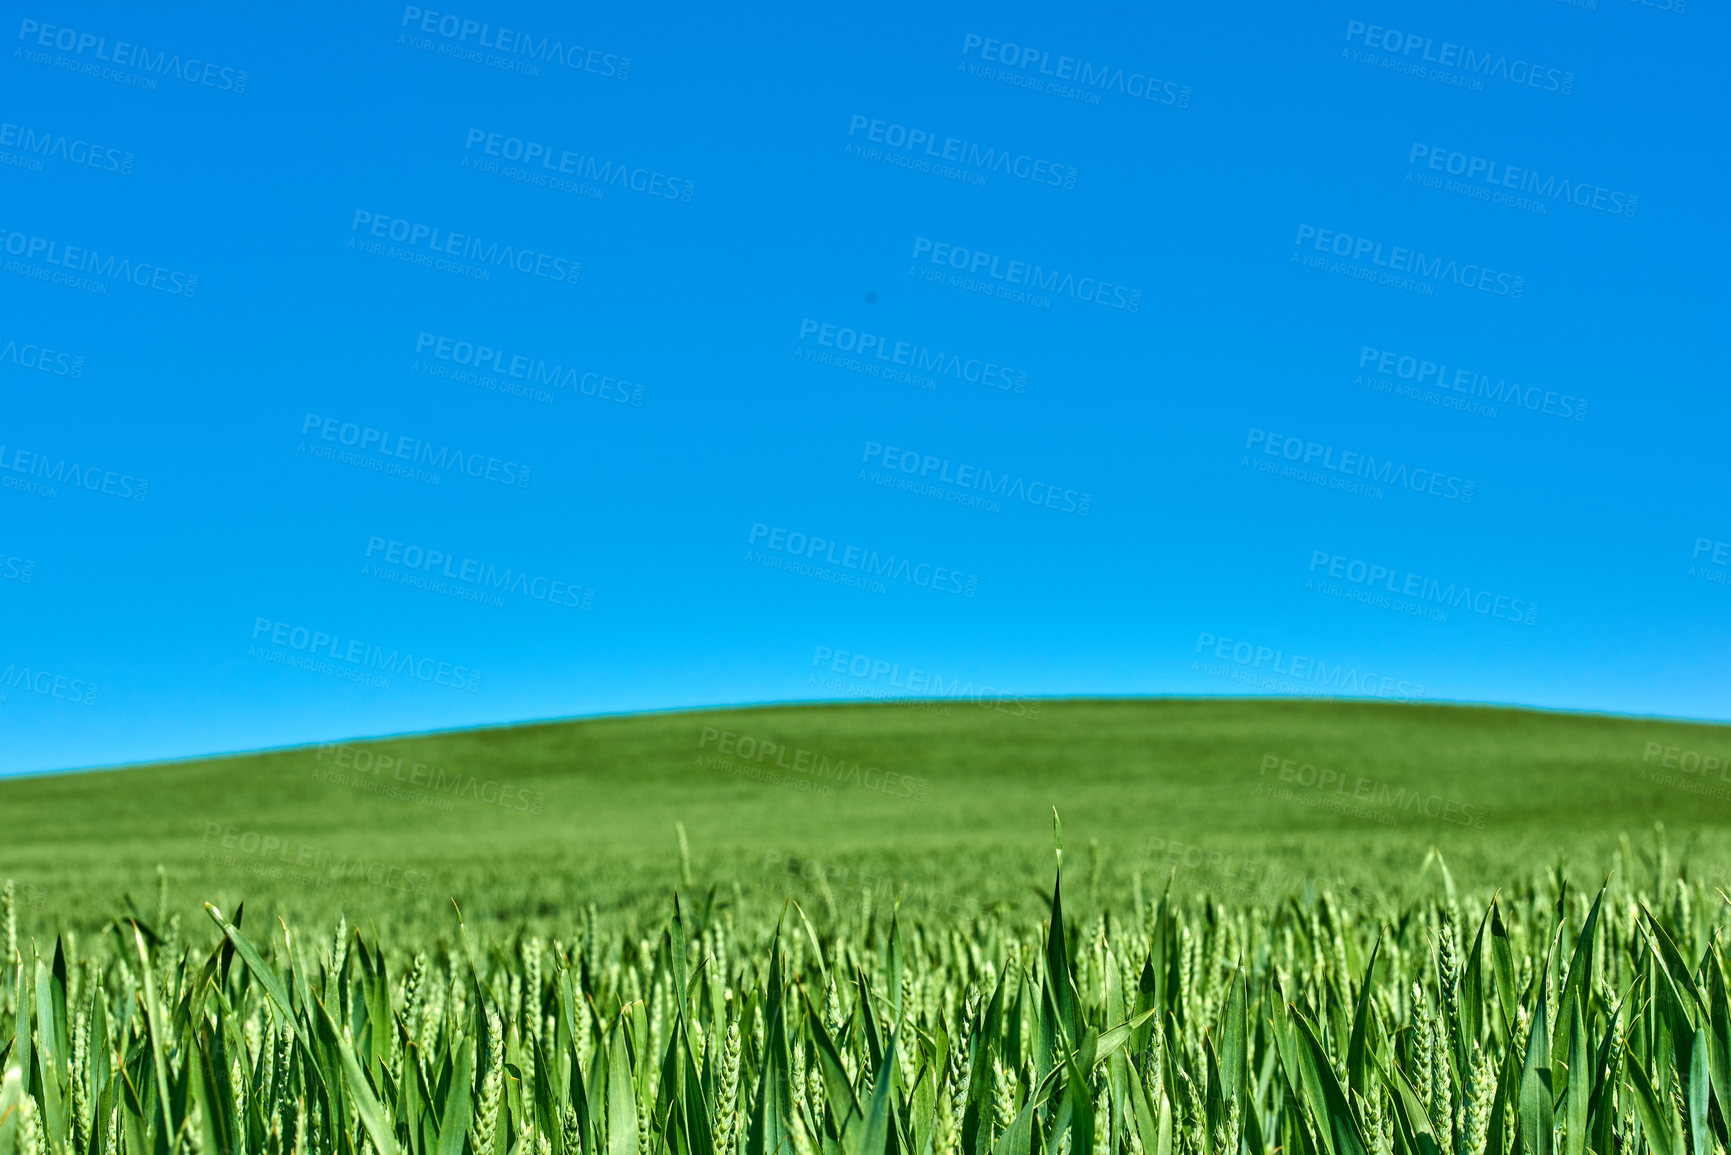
2 0 1725 775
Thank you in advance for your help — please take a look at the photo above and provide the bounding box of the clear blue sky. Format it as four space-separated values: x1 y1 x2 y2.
3 0 1725 775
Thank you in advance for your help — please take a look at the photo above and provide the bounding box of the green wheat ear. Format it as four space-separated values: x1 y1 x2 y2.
1 880 14 961
713 1017 742 1155
18 1095 44 1155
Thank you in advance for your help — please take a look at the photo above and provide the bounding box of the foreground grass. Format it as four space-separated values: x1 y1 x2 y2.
1 699 1729 935
0 830 1722 1155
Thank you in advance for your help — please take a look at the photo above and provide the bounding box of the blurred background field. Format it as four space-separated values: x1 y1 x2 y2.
3 698 1729 937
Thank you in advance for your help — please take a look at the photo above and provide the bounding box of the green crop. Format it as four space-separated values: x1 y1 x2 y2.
0 823 1726 1155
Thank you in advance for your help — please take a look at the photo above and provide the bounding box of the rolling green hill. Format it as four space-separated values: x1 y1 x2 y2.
3 697 1728 936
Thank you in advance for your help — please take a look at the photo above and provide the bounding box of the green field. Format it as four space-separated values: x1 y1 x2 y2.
7 697 1731 1155
4 697 1729 935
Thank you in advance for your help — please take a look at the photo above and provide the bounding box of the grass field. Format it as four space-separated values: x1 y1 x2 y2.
3 697 1729 935
7 697 1731 1155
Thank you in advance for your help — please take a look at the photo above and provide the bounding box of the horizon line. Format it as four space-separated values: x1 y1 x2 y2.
4 690 1728 783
